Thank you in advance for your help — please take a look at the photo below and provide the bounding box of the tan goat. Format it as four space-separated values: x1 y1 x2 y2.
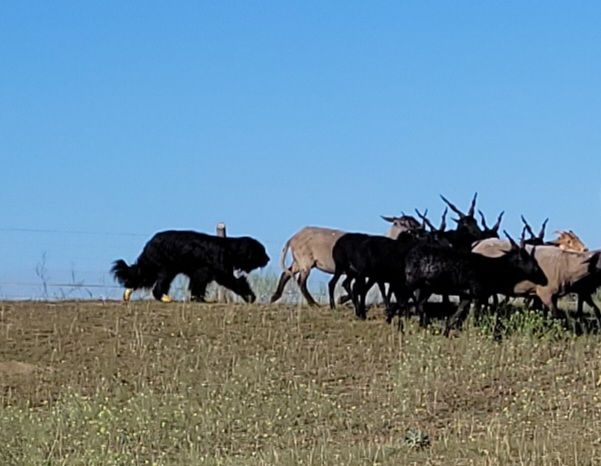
271 216 421 305
270 226 344 306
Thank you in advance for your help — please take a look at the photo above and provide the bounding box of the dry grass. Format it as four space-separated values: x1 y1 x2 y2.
1 300 601 465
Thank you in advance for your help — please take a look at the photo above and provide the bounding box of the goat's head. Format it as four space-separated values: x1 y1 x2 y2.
440 193 483 239
414 208 452 247
479 210 504 239
521 216 548 245
504 231 547 285
381 214 423 238
550 230 588 253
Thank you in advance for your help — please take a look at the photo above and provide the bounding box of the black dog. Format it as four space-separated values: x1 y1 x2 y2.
112 230 269 303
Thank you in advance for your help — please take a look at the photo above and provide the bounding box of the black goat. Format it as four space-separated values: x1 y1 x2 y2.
521 216 549 245
569 253 601 324
329 234 409 319
520 215 598 319
330 220 451 319
401 233 547 335
438 193 503 249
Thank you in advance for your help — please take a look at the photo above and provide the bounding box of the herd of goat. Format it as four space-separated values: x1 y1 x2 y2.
112 194 601 335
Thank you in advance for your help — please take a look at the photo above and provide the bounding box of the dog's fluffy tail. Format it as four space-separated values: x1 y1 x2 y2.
111 259 143 289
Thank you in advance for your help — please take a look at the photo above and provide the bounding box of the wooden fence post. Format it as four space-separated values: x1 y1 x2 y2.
216 223 229 303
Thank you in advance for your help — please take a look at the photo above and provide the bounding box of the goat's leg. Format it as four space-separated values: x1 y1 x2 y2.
338 275 353 304
444 298 471 336
537 289 577 331
298 269 319 307
352 277 368 320
328 271 342 309
387 285 410 328
580 293 601 329
576 293 585 317
414 288 432 328
377 281 390 309
270 263 298 303
385 284 402 324
537 290 563 320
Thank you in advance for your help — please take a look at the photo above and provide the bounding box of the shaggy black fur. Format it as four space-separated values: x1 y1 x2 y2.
111 230 269 302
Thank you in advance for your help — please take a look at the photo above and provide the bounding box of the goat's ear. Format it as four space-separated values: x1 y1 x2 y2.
381 215 395 223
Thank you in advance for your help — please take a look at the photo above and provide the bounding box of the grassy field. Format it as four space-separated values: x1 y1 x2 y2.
1 300 601 465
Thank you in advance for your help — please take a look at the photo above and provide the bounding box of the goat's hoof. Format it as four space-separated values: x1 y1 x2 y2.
160 294 173 303
123 288 133 302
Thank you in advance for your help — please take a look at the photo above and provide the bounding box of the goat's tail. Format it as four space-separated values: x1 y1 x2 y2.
279 238 293 276
111 259 144 289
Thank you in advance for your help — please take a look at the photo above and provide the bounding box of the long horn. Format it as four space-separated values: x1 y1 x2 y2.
381 215 395 223
439 207 448 231
520 215 536 238
504 230 519 249
478 210 489 229
467 192 478 217
415 208 436 231
492 211 504 232
439 194 465 218
520 225 528 241
519 226 526 248
538 218 549 240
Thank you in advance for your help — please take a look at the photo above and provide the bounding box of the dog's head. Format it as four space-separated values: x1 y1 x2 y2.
231 237 270 273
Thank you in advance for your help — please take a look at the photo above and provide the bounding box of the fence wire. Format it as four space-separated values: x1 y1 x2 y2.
0 226 317 301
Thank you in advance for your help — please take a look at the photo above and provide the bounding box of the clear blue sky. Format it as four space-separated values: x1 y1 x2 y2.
1 1 600 298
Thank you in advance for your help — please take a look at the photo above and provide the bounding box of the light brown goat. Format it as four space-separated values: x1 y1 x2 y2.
549 230 588 252
271 216 421 305
520 215 588 252
270 226 344 306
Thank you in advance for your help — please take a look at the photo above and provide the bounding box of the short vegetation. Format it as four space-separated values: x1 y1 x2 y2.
1 301 601 465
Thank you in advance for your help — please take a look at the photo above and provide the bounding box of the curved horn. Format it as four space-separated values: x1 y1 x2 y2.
381 215 395 223
520 225 528 241
519 226 526 248
478 210 489 229
538 218 549 240
415 208 436 231
520 215 536 238
467 192 478 217
504 230 519 249
439 207 448 231
492 211 504 232
439 194 465 218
